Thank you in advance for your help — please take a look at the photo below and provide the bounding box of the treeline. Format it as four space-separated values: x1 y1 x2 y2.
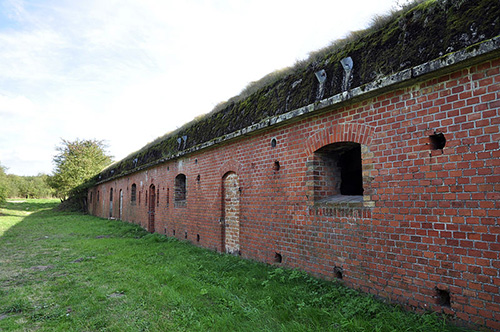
0 164 55 202
0 138 113 206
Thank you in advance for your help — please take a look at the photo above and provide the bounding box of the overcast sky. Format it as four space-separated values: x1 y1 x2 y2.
0 0 406 176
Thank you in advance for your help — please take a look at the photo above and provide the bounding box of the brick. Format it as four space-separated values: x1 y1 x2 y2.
86 55 500 330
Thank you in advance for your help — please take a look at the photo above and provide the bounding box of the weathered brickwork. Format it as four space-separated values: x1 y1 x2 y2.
89 56 500 329
222 172 240 254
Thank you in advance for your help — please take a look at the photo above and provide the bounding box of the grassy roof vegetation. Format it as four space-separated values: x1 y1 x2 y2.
96 0 500 182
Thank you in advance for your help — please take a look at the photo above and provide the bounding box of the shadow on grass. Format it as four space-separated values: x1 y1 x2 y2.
2 199 60 212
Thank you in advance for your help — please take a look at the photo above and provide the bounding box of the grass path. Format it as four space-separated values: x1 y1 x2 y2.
0 200 472 331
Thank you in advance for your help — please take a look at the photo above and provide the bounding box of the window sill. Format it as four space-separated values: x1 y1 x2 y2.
174 201 187 208
316 195 372 208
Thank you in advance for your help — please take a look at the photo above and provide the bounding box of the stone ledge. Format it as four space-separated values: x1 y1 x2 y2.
315 195 373 209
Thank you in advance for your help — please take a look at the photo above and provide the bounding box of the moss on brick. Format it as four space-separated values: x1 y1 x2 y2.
96 0 500 183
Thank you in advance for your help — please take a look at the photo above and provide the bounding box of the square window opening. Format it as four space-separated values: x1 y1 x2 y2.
313 142 364 203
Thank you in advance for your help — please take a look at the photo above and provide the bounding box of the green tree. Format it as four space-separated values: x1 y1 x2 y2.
0 163 8 203
33 174 55 198
6 174 54 199
49 139 113 200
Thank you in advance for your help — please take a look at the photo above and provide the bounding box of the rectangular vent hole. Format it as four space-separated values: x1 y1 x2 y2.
274 252 282 263
436 288 451 307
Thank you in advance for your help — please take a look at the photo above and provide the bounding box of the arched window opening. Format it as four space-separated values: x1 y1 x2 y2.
109 188 114 218
174 174 187 207
131 183 137 204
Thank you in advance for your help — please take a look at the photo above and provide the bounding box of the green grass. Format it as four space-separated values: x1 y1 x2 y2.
0 200 473 331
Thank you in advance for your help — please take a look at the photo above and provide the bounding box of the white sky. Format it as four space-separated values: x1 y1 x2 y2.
0 0 406 176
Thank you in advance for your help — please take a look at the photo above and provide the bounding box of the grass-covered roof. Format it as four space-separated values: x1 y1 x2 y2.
96 0 500 183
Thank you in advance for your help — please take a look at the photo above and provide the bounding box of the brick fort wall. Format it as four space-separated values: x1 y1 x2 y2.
88 56 500 329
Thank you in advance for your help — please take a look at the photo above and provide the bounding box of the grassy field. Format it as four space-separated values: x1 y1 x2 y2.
0 199 473 331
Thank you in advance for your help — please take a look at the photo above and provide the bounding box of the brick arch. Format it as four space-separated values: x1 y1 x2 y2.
305 122 375 155
218 159 242 178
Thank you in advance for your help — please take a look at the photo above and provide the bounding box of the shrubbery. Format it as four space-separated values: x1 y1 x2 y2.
0 162 55 201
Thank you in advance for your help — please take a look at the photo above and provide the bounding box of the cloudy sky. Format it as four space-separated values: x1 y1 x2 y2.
0 0 405 176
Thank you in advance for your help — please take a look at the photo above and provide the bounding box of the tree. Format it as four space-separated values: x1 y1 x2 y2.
6 174 55 199
49 139 113 201
0 163 7 203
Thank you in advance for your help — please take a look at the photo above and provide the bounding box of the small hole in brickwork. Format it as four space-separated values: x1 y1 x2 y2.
274 252 282 263
197 174 201 182
436 288 451 307
429 132 446 150
195 158 198 164
164 227 167 234
173 229 175 236
271 138 277 148
273 160 280 171
334 266 343 279
167 166 170 171
184 231 188 239
197 234 200 242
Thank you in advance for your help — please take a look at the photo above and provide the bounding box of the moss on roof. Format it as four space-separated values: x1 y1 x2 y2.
96 0 500 183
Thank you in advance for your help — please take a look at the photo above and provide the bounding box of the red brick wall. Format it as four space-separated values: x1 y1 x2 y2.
89 57 500 329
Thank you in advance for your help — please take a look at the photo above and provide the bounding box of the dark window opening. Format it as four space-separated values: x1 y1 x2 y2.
271 138 277 148
273 160 281 171
166 188 170 208
110 188 113 201
339 145 363 195
314 142 364 201
173 229 176 236
157 188 160 207
90 192 93 203
175 174 187 205
131 184 137 204
184 231 188 239
196 234 200 242
97 191 99 202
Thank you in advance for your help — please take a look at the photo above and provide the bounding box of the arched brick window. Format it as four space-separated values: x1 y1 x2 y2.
174 174 187 206
313 141 363 202
131 184 137 204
